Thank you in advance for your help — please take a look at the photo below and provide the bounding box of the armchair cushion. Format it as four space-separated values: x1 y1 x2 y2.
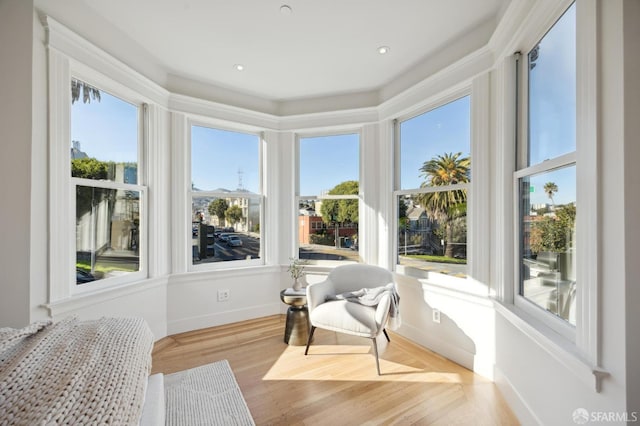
310 300 379 338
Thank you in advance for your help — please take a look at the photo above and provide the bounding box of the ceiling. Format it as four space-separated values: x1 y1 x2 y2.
37 0 512 106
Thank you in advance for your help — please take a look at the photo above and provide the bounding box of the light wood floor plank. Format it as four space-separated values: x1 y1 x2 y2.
152 315 519 425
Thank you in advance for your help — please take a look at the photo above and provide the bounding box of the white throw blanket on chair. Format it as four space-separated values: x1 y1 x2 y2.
327 283 401 330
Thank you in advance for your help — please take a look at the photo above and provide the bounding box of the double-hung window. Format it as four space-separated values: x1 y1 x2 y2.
297 133 360 263
71 78 146 287
395 96 471 279
515 3 577 334
190 125 262 267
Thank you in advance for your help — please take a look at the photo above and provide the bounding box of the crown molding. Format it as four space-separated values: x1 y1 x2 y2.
377 45 494 121
41 15 170 107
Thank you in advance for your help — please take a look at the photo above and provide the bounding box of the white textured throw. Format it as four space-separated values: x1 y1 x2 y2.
165 360 255 426
327 283 402 330
0 316 154 425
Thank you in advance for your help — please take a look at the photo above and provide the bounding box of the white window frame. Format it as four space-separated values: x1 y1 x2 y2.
295 130 362 265
49 59 149 300
513 1 579 342
392 89 480 290
497 0 604 391
187 121 264 271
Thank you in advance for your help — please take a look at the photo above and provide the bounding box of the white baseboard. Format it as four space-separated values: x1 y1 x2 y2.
167 303 280 335
493 366 541 426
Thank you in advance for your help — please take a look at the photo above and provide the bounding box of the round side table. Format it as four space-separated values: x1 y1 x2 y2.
280 288 311 346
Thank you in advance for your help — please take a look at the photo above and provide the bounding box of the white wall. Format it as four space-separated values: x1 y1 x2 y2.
0 0 34 327
30 8 50 323
166 268 283 335
394 274 496 379
623 0 640 414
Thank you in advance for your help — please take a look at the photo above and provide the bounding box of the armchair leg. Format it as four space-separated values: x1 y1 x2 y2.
304 326 316 355
383 329 390 342
372 337 381 375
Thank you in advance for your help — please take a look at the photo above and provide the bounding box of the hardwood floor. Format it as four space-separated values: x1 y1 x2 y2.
152 315 519 425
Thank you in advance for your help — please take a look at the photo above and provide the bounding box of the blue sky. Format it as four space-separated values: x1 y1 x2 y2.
191 126 260 192
71 91 138 164
527 165 575 207
527 2 576 206
400 96 470 190
299 134 359 196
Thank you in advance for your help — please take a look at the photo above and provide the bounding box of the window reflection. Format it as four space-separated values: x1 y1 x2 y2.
75 186 140 284
519 166 576 324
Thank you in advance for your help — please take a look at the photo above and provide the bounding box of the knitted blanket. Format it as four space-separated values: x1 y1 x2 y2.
327 283 402 330
0 316 154 425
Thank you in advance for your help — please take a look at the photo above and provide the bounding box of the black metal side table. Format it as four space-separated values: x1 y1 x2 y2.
280 288 311 346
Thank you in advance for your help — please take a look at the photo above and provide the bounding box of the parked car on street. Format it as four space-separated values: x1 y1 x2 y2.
76 269 95 284
219 233 230 242
227 235 243 247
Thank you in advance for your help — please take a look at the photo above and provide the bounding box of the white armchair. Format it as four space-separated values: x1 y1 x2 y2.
304 264 397 375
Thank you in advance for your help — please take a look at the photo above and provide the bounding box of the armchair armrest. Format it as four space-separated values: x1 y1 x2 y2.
306 278 335 312
374 292 392 331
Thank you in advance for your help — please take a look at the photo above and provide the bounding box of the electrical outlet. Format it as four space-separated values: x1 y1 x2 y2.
217 289 230 302
432 309 441 323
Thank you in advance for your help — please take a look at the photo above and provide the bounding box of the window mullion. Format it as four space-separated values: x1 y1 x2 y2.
514 151 577 179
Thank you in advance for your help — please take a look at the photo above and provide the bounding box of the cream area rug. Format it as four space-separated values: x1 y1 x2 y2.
165 359 255 426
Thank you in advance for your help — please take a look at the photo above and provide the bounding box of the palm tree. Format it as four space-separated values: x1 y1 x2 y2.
71 78 101 104
544 182 558 207
416 152 470 258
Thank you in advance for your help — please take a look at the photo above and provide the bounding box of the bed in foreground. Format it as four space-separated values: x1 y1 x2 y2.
0 316 162 425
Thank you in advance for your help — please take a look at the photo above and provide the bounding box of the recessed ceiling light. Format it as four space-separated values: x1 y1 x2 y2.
280 5 292 15
234 64 244 71
377 46 390 55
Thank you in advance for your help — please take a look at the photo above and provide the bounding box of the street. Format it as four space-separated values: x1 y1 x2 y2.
193 233 260 264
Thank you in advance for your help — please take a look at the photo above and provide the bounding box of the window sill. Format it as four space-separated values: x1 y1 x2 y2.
44 276 168 318
493 299 608 392
395 264 488 296
170 264 281 284
188 257 264 273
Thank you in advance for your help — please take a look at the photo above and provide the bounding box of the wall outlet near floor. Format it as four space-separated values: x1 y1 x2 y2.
217 289 230 302
432 309 441 323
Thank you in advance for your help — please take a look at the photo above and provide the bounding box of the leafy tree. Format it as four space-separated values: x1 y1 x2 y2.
416 152 470 258
530 204 576 254
544 182 558 206
320 180 359 224
208 199 228 224
225 205 243 226
534 206 550 216
398 198 409 229
71 157 110 180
